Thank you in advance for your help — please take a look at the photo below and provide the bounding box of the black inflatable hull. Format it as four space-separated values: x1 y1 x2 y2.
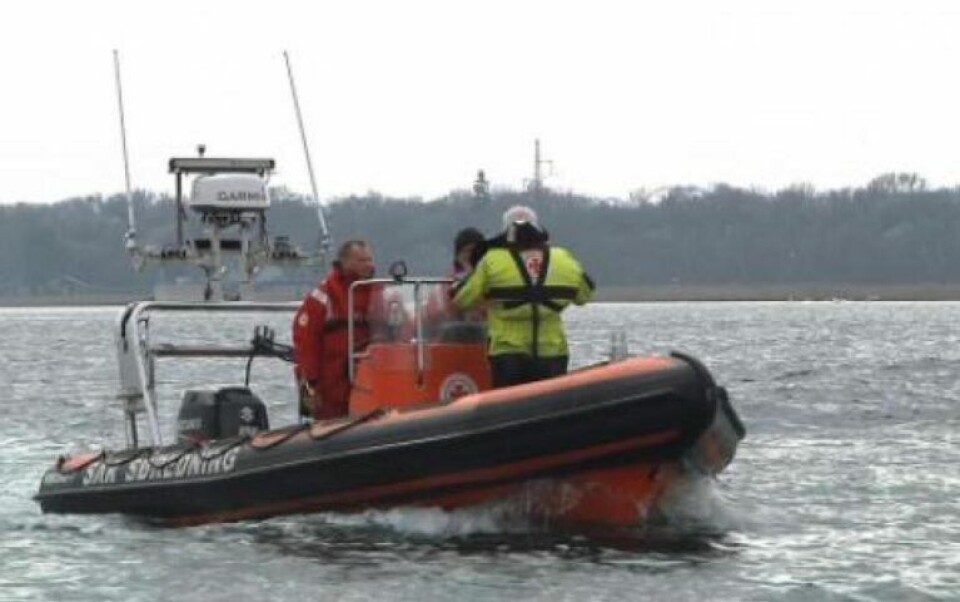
36 354 744 526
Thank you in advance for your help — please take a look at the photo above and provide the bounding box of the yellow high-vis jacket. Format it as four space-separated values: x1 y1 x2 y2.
452 245 594 358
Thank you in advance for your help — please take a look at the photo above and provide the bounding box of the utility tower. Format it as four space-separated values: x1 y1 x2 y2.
526 138 552 197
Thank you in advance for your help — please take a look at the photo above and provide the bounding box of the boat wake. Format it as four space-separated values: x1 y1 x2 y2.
660 475 741 524
311 503 532 537
225 476 745 560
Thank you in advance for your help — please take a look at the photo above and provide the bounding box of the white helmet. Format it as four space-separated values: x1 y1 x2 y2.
502 205 539 230
502 205 544 243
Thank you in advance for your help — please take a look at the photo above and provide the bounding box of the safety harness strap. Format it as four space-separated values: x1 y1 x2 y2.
486 285 579 303
496 247 555 359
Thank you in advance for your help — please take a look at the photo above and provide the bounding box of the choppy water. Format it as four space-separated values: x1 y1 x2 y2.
1 302 957 601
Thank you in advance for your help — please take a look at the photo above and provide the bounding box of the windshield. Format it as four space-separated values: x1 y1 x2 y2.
352 280 486 345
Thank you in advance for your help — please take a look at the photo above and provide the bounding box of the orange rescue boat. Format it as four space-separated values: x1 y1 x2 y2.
36 284 744 531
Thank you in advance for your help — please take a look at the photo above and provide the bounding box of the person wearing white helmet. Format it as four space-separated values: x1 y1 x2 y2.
501 205 539 235
452 205 595 387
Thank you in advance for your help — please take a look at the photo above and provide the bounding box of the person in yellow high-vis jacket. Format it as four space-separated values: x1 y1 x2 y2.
452 205 595 388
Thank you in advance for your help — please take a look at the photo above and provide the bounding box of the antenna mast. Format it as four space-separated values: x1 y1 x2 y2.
113 50 140 264
533 139 542 193
283 51 331 259
527 138 552 197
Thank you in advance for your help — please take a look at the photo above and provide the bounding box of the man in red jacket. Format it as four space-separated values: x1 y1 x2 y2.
293 240 377 420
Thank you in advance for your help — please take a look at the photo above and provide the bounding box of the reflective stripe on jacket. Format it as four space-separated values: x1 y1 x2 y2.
452 245 594 357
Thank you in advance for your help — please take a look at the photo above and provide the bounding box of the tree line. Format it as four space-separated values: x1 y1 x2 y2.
2 172 959 297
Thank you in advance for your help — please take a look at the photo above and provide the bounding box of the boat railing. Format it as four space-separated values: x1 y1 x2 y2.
116 300 300 449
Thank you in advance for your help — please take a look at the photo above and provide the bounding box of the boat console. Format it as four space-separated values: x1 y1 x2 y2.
345 277 491 413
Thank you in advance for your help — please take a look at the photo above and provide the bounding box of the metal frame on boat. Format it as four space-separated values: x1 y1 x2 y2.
114 273 455 449
115 300 300 448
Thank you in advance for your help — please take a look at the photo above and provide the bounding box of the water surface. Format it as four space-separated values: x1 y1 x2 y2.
1 302 957 601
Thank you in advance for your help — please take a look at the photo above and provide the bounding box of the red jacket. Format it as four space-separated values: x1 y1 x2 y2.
293 265 375 419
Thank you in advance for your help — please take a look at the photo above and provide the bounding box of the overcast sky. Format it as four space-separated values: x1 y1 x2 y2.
3 0 960 204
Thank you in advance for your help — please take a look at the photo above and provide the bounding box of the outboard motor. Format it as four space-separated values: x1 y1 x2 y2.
176 386 269 444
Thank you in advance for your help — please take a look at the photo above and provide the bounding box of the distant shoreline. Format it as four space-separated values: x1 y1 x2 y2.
595 284 960 302
5 283 960 307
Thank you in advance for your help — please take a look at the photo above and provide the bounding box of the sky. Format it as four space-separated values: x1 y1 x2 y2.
3 0 960 204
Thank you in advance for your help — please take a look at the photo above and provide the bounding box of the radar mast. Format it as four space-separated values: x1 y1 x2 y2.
112 51 329 301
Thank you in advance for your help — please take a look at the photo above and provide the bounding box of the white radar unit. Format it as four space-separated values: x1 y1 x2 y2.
188 174 271 213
